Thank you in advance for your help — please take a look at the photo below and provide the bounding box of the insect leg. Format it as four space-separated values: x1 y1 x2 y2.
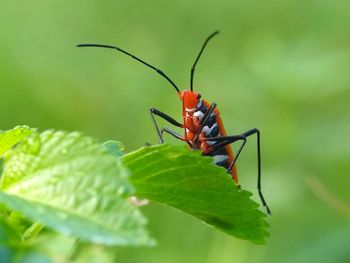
205 131 271 215
205 135 246 152
150 108 183 144
204 135 247 172
193 103 217 142
239 128 271 214
160 127 186 143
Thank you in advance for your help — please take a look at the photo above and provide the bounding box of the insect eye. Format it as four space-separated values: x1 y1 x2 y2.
197 94 201 99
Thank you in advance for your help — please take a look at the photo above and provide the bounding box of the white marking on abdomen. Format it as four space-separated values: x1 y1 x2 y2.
202 123 218 136
213 155 229 164
193 110 204 120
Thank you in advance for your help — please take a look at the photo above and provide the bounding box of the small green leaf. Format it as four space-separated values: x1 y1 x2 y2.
0 126 35 157
103 140 124 158
0 130 154 246
122 144 270 244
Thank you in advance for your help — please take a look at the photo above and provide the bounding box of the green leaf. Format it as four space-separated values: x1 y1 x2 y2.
0 130 154 246
122 144 270 244
103 140 124 158
0 126 35 157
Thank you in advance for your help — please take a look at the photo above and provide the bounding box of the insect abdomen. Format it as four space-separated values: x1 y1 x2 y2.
198 100 238 182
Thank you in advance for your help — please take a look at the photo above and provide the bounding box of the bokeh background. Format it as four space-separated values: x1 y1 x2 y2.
1 1 350 262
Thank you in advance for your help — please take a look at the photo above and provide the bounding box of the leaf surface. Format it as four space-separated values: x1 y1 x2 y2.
0 126 34 157
122 144 270 244
0 131 154 246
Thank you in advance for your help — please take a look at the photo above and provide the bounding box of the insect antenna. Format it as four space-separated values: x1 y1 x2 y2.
190 31 220 92
77 43 180 93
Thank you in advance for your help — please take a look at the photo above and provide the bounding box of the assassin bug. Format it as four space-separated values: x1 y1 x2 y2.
77 31 271 214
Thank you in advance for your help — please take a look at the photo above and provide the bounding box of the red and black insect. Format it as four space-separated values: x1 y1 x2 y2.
77 31 271 214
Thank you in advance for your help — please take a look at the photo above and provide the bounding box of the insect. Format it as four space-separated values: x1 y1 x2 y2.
77 31 271 214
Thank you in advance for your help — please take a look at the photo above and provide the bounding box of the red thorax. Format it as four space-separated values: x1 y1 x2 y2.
178 90 210 151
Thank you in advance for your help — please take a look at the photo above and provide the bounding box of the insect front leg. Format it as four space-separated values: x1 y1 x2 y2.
149 108 183 144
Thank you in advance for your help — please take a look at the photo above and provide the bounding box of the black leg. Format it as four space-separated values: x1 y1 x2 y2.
204 134 244 144
204 130 271 215
227 138 247 172
241 128 271 215
161 127 184 141
204 135 247 173
150 108 182 144
193 103 217 142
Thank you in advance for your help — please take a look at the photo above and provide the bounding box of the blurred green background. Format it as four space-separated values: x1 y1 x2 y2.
1 0 350 262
